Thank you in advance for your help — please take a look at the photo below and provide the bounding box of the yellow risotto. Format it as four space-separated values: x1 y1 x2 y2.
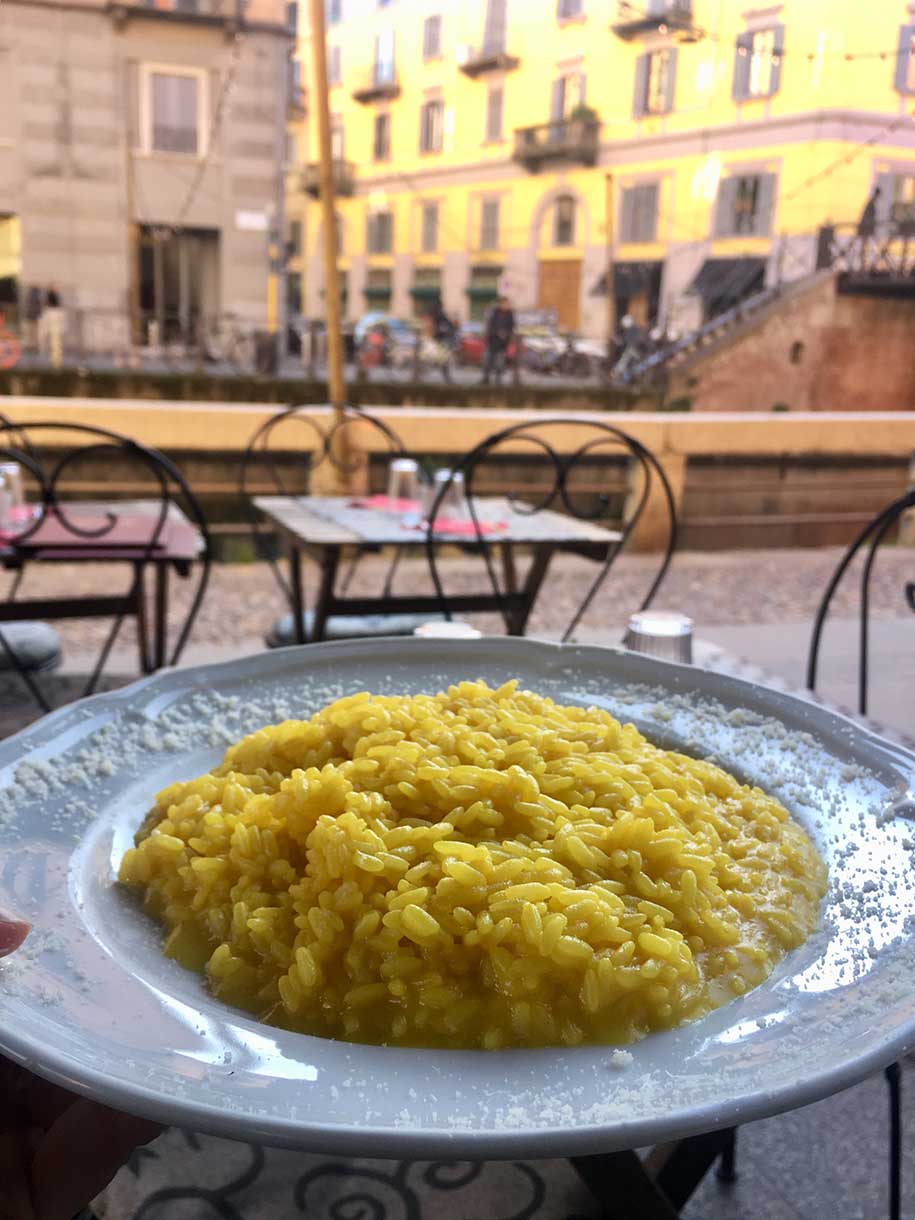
119 680 827 1049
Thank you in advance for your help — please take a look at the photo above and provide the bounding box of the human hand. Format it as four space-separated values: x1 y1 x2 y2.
0 910 162 1220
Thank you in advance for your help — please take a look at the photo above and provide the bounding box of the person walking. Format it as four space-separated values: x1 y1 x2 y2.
23 286 43 353
39 285 65 368
481 295 515 386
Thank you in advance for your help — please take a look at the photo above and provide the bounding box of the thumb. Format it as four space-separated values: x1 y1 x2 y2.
32 1098 162 1220
0 910 31 957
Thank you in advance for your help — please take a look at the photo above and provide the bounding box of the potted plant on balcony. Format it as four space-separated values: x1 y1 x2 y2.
567 103 599 157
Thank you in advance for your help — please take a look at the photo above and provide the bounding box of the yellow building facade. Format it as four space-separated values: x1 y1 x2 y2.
287 0 915 338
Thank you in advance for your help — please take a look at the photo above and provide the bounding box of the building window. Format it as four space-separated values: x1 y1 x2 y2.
421 202 439 253
373 112 391 160
420 98 444 153
287 270 302 315
288 57 303 110
894 25 915 94
286 2 297 32
553 195 575 245
423 15 442 60
288 219 302 257
468 264 501 321
480 198 500 249
374 29 396 85
328 45 342 86
634 48 677 116
485 85 503 141
145 68 204 156
326 0 342 23
733 26 784 100
330 117 344 160
367 210 393 254
714 172 776 237
557 0 583 18
411 266 442 317
890 173 915 230
620 183 659 243
550 71 586 124
365 268 392 309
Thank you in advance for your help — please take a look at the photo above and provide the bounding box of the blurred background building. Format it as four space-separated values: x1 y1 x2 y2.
0 0 292 349
288 0 915 338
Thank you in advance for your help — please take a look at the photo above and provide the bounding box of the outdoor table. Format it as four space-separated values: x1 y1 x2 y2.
254 494 623 644
0 499 203 672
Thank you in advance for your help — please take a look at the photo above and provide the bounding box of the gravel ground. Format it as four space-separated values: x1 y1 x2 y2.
3 545 912 656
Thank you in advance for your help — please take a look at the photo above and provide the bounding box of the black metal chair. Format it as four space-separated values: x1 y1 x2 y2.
240 403 433 645
423 417 678 639
806 487 914 1220
0 418 212 712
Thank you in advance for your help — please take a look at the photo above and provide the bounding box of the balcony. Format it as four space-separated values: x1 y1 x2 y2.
352 69 401 104
458 43 520 78
107 0 241 29
302 161 355 198
612 0 694 40
512 117 600 173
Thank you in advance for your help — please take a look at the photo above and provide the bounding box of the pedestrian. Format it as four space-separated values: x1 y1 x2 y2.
481 295 515 386
23 286 43 353
429 296 456 346
39 285 65 369
857 186 880 269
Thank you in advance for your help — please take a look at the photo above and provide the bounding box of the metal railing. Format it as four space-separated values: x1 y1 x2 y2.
351 67 401 103
612 0 692 37
823 220 915 283
512 117 600 171
302 160 355 198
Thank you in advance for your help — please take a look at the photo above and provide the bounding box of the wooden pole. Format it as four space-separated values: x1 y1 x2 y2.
605 172 615 373
308 0 347 437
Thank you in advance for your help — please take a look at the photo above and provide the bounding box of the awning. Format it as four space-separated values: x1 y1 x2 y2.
410 284 441 299
689 257 766 304
591 261 662 297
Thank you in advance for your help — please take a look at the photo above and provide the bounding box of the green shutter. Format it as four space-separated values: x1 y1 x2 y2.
754 173 776 237
663 47 678 113
632 54 649 117
732 33 752 99
715 176 737 237
770 24 785 94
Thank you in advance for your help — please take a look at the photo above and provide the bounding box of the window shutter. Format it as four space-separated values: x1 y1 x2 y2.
620 188 636 242
769 24 785 94
663 46 678 112
754 173 776 236
895 24 915 93
642 182 659 241
577 71 586 105
714 176 737 237
550 77 564 120
732 33 752 100
632 54 649 117
875 172 894 228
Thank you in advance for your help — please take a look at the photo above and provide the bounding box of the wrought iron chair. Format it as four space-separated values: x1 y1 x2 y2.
423 418 678 639
240 404 428 644
806 487 914 1220
0 418 212 712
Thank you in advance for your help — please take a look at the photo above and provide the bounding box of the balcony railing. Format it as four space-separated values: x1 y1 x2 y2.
107 0 239 25
512 117 600 173
352 68 401 104
459 42 520 78
612 0 694 39
302 160 355 198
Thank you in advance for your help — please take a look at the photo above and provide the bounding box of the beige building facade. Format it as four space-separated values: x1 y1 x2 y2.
0 0 290 348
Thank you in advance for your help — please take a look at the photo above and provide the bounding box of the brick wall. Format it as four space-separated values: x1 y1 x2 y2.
671 276 915 412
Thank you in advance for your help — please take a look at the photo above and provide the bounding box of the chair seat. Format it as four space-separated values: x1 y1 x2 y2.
0 622 62 672
266 611 444 647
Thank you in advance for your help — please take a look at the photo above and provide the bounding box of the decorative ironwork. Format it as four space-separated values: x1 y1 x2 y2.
352 70 401 105
302 161 355 198
459 45 520 77
0 418 211 709
612 0 694 40
424 418 678 641
823 221 915 296
512 118 600 172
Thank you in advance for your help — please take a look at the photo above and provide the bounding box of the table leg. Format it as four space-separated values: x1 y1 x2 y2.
154 563 169 670
509 544 555 636
133 563 152 674
571 1150 679 1220
311 547 341 643
644 1129 737 1210
290 546 306 645
500 543 519 595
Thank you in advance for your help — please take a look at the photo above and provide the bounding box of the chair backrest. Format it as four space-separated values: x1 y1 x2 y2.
239 403 407 505
423 417 678 641
807 488 915 716
0 417 212 701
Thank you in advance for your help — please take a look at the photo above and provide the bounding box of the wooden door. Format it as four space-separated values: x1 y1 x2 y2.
537 258 581 330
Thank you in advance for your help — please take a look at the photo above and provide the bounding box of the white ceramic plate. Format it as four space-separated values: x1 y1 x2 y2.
0 638 914 1158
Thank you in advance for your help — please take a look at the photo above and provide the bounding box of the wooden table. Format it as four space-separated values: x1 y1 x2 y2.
0 499 204 675
254 495 623 644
